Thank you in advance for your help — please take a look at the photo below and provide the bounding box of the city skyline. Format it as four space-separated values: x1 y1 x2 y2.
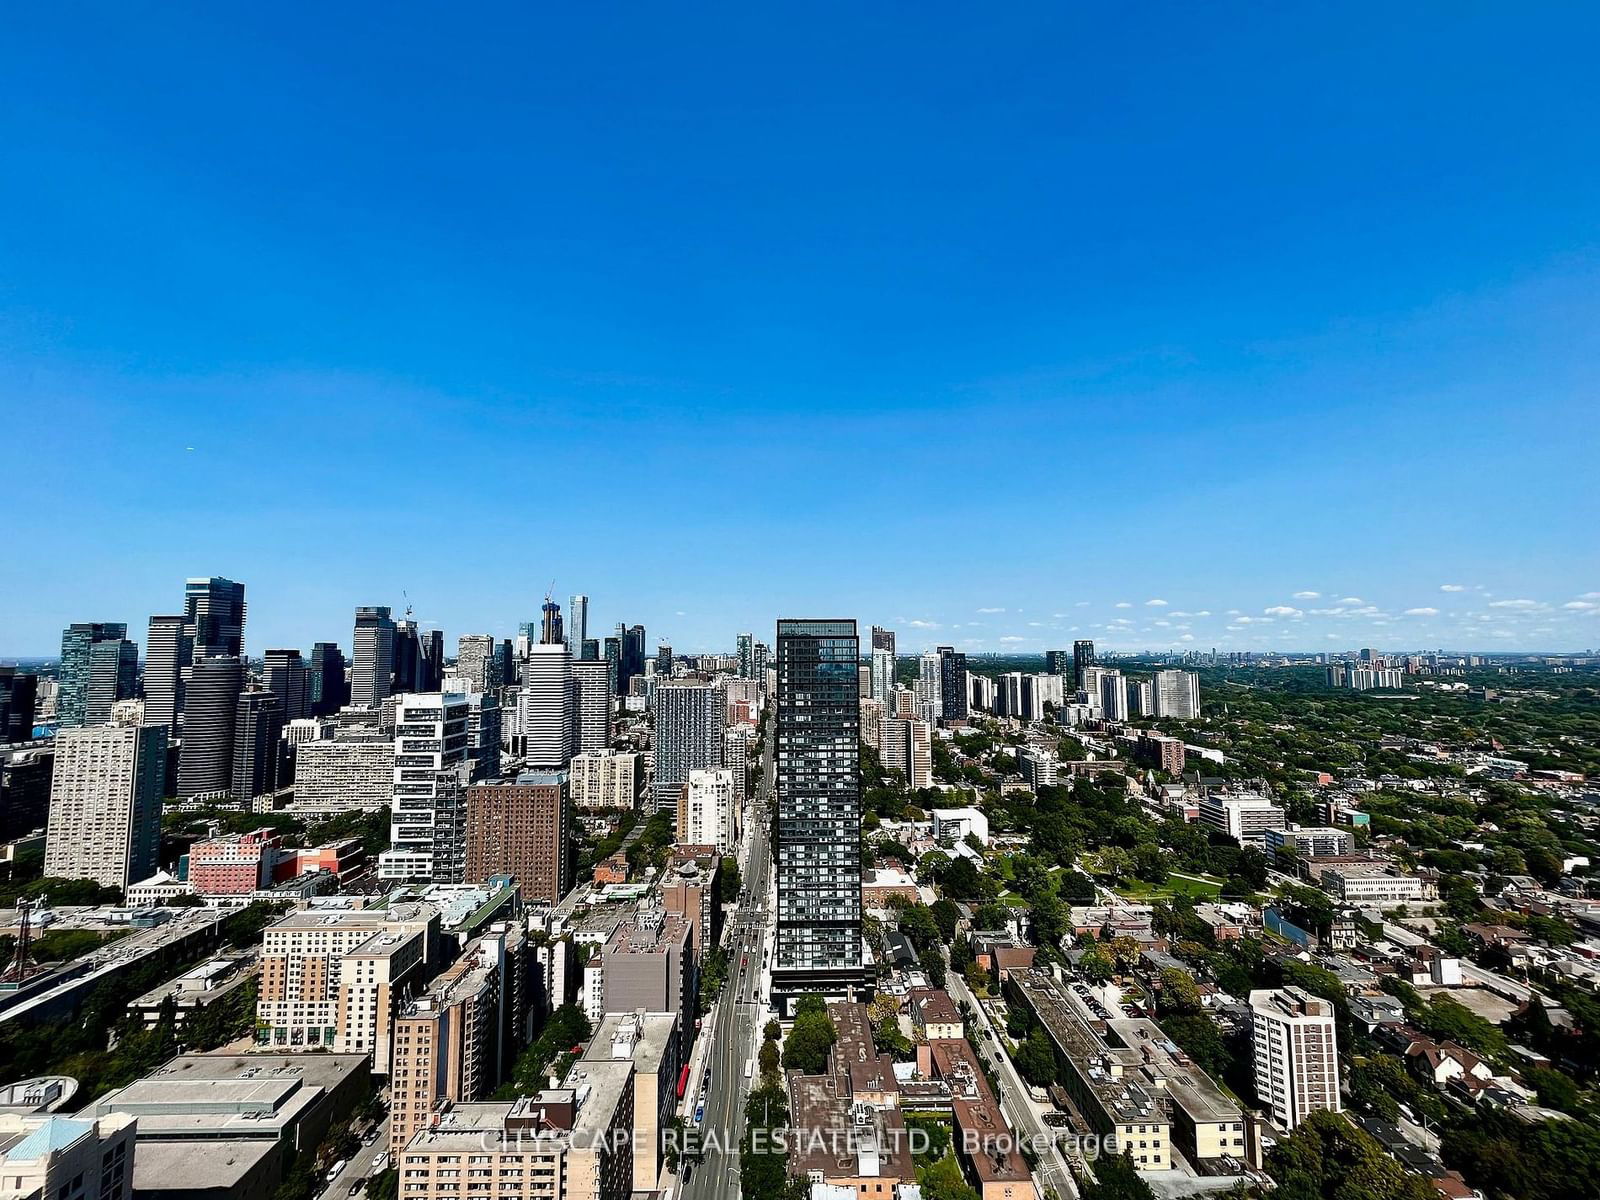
4 580 1600 660
3 9 1598 659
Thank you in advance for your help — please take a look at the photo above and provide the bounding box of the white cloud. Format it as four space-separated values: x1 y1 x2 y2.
1075 601 1090 608
1582 592 1600 599
976 607 1005 614
1027 621 1043 627
1440 584 1467 592
675 610 686 616
1293 590 1321 599
1114 602 1132 609
1178 634 1194 642
1404 607 1439 616
1192 610 1211 618
1225 609 1240 616
998 635 1027 644
1145 598 1168 607
1565 600 1596 610
1264 606 1301 618
1153 620 1170 627
1489 599 1540 609
906 619 941 629
1232 615 1264 625
1338 597 1364 605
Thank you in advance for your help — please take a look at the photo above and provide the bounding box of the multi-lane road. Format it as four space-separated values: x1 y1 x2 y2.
680 722 776 1200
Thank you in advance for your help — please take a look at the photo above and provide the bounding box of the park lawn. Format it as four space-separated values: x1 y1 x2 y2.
1114 873 1224 901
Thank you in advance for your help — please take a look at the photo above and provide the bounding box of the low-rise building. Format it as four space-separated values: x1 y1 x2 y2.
1007 969 1171 1169
394 1069 634 1200
577 1011 681 1192
0 1112 136 1200
83 1053 369 1200
1319 865 1424 909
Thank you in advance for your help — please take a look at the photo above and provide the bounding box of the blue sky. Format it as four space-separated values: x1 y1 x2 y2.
3 4 1598 657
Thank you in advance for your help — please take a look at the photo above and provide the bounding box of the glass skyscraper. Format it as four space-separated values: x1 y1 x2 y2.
773 618 868 1009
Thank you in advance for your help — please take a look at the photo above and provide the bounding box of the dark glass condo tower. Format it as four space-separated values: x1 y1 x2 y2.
772 618 870 1011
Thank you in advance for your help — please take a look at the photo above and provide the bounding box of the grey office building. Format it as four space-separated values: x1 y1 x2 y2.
57 622 135 728
352 606 396 709
177 655 243 799
571 659 612 755
1044 649 1072 678
566 594 588 659
263 649 309 723
456 634 502 694
870 625 896 656
773 619 868 1010
936 645 968 721
232 689 284 800
0 667 38 744
184 576 246 660
1073 639 1097 688
308 641 349 715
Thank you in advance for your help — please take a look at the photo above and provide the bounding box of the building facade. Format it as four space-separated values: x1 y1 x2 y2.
773 619 867 1009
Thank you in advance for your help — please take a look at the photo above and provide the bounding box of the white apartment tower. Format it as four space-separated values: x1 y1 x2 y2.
44 711 167 889
379 692 470 881
570 658 612 755
1250 986 1341 1130
1153 669 1201 720
678 767 738 853
520 643 574 769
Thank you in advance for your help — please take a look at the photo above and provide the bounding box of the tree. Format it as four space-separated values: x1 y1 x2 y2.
941 856 991 900
930 898 961 942
758 1037 780 1081
1014 1028 1057 1086
1079 1150 1155 1200
920 1153 980 1200
1266 1110 1435 1200
1157 968 1200 1015
898 904 942 951
919 944 948 988
782 999 837 1073
1079 947 1114 984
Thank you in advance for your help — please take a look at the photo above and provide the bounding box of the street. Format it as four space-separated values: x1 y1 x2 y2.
679 720 776 1200
317 1114 391 1200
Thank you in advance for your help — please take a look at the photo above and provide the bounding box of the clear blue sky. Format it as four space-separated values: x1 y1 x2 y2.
4 4 1598 657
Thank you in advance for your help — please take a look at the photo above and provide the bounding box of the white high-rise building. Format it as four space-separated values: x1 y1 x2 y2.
678 767 737 852
519 643 573 770
870 647 896 703
967 671 995 714
1126 677 1153 718
44 711 167 889
915 651 943 723
723 724 753 802
1153 669 1201 720
571 658 611 755
378 692 470 882
652 681 723 812
879 716 932 789
1250 986 1341 1129
1098 670 1128 721
570 749 642 809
